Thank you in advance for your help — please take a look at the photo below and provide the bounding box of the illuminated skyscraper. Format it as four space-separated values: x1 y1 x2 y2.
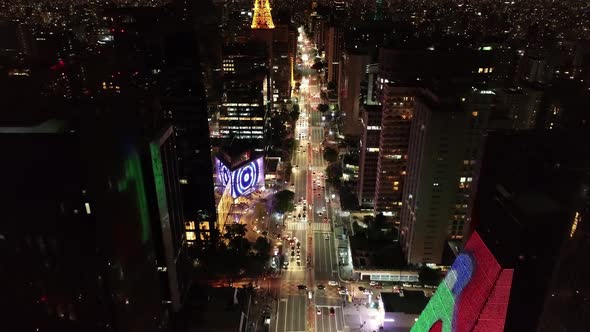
251 0 275 30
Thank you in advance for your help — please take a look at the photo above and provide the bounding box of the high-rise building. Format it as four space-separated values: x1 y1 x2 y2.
0 117 187 331
357 104 382 207
339 49 370 138
162 29 217 226
219 73 267 142
469 130 590 331
324 22 342 86
399 87 492 265
373 84 415 217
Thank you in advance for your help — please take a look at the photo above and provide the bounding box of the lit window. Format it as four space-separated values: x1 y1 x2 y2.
186 232 196 241
185 221 195 230
460 177 466 183
478 68 483 73
472 111 478 117
180 179 188 184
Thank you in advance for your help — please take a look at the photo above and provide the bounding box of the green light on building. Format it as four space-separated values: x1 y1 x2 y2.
117 152 151 243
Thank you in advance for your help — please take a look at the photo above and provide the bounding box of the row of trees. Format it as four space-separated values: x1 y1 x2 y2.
195 224 272 284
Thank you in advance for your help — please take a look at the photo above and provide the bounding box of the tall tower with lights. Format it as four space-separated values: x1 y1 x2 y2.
251 0 275 29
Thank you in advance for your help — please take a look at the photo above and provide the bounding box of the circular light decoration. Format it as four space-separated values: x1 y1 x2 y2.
220 163 231 187
232 158 263 198
235 161 259 196
216 158 232 187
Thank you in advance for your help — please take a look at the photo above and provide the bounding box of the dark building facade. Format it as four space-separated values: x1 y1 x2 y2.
0 119 186 331
469 130 590 331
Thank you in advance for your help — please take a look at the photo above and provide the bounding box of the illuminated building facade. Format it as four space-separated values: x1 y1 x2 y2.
219 73 267 141
215 156 265 199
411 232 513 332
214 151 265 232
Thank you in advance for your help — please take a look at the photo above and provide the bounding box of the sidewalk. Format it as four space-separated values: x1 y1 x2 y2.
327 187 356 282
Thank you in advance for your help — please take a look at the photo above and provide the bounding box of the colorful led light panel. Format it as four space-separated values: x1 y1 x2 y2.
215 157 232 188
411 232 511 332
231 157 264 198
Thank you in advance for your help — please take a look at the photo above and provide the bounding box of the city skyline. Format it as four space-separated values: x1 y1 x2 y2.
1 0 589 331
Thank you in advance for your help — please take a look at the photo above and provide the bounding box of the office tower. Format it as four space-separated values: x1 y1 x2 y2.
273 13 294 102
0 113 187 331
373 84 415 217
360 63 380 106
466 130 590 331
339 49 370 138
162 29 217 224
219 72 267 142
324 22 342 86
399 87 492 265
357 104 382 207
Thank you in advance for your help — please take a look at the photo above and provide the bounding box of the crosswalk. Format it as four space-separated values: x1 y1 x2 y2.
287 222 307 231
313 223 331 232
286 222 331 231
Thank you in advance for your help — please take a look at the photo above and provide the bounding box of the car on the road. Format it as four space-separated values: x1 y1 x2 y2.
291 251 295 257
316 308 322 315
369 281 379 286
317 284 325 290
273 246 279 256
358 286 366 292
329 307 335 316
297 284 307 290
338 289 348 295
296 242 301 248
328 281 338 286
374 284 383 289
324 234 329 240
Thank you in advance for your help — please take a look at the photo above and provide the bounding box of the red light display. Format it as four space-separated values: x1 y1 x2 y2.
412 232 514 332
